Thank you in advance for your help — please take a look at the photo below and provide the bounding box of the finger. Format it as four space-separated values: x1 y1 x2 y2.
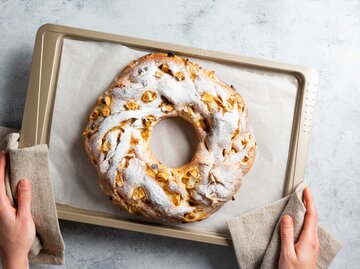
0 152 9 203
301 187 318 241
17 179 32 219
280 215 296 257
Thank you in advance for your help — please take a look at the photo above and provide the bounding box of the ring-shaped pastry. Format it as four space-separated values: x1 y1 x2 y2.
83 53 256 223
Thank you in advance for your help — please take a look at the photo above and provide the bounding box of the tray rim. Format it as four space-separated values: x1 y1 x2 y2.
19 23 318 246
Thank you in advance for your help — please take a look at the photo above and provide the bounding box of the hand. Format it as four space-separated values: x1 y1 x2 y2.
0 152 35 269
279 187 319 269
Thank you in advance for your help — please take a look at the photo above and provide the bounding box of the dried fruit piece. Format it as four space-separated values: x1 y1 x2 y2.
119 157 129 168
214 96 235 112
155 71 162 78
208 70 216 79
146 115 156 121
119 119 133 129
159 64 170 73
188 169 200 179
214 96 225 109
118 149 135 168
140 128 150 140
133 187 146 200
182 169 200 189
175 71 185 81
231 129 240 140
241 132 255 148
101 96 112 106
82 129 91 138
83 124 98 138
224 98 235 111
182 173 190 182
156 172 169 182
142 90 157 103
184 212 196 222
124 100 139 110
241 137 247 149
143 115 156 127
171 194 181 206
241 156 249 165
183 106 194 116
130 136 139 146
102 140 111 152
127 148 135 156
185 60 197 80
160 102 174 112
201 92 214 103
146 166 157 178
90 109 100 120
234 93 243 103
102 107 111 117
116 172 124 186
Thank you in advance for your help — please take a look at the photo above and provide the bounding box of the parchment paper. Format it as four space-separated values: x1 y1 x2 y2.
49 39 298 234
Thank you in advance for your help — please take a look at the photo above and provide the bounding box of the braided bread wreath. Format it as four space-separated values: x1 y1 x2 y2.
83 52 256 223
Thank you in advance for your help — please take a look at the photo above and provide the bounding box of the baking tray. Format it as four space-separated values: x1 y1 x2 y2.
19 24 318 246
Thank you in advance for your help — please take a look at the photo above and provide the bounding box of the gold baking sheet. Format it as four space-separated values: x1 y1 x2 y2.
19 24 318 246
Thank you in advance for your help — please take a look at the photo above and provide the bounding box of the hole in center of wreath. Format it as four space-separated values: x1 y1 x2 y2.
150 117 198 168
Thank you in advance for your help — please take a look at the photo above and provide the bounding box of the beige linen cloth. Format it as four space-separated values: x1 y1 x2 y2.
228 183 342 269
0 126 64 265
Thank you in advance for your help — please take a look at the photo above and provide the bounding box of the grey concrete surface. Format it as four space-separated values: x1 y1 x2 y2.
0 0 359 268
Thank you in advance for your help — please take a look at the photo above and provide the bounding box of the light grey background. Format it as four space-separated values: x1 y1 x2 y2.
0 1 359 268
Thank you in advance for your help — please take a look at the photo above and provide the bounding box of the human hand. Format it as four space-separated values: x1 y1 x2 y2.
0 152 35 269
279 187 319 269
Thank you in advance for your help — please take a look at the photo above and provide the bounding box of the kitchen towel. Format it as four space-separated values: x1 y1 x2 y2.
0 126 65 265
228 183 342 269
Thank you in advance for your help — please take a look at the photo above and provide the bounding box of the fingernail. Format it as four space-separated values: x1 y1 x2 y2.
282 215 292 225
19 179 30 188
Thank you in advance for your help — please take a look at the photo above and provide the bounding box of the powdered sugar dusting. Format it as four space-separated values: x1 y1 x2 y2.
85 53 255 222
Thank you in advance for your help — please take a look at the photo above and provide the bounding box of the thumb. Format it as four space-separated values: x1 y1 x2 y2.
280 215 296 256
17 179 32 219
